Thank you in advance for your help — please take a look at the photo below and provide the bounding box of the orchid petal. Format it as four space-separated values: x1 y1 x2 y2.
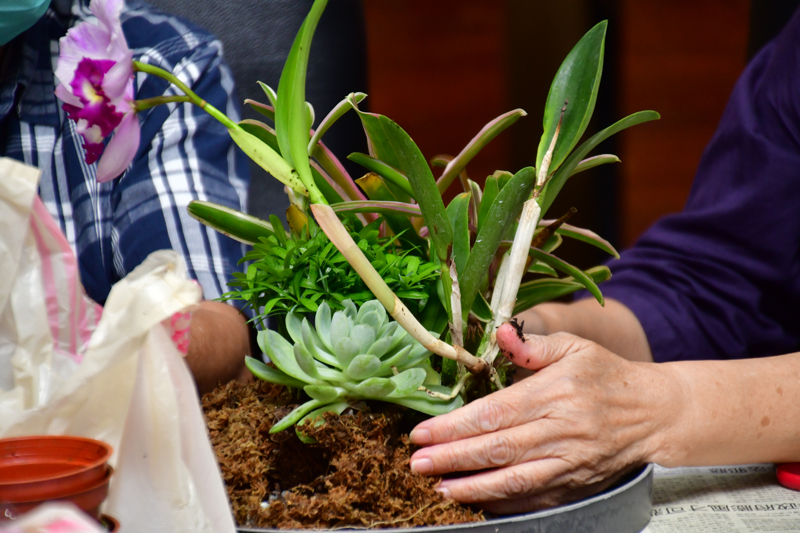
54 84 81 107
102 50 133 100
96 112 140 182
56 23 111 85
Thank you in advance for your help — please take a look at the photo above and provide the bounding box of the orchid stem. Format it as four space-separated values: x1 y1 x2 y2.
133 95 192 111
133 60 238 130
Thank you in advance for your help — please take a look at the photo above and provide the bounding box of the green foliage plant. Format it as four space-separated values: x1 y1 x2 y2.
136 0 660 432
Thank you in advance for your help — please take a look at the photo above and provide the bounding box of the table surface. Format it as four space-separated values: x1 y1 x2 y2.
642 464 800 532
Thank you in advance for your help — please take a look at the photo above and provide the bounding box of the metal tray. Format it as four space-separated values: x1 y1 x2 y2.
238 463 653 533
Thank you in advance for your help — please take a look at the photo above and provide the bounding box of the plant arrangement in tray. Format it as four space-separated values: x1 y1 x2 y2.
55 0 659 517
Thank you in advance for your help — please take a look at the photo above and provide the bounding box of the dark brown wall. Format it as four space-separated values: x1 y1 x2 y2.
363 0 751 251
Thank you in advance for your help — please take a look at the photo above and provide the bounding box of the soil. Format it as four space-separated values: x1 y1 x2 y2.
202 380 484 530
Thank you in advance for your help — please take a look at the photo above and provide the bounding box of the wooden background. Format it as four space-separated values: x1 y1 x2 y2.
362 0 751 257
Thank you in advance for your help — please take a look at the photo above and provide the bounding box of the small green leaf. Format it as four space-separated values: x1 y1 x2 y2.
383 387 463 416
187 200 277 245
348 152 415 199
388 368 426 397
527 248 604 305
304 384 345 403
514 266 611 315
270 399 324 433
469 292 493 322
477 176 499 231
349 377 396 398
570 154 620 176
259 330 317 383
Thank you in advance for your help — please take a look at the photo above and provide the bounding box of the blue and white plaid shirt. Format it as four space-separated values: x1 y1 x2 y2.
0 0 250 305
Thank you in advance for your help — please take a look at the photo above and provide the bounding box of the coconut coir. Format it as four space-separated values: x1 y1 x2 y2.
203 380 484 529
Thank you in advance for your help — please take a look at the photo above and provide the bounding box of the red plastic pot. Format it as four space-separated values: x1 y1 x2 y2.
0 436 113 521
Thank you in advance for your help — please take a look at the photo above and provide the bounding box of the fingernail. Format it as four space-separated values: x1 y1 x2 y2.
410 428 431 444
435 485 452 499
410 458 433 474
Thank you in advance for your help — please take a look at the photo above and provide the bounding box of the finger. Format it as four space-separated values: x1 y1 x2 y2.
409 385 538 445
410 421 559 475
435 458 567 504
496 326 582 371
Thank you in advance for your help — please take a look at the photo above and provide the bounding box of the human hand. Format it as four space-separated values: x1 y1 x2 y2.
408 324 682 514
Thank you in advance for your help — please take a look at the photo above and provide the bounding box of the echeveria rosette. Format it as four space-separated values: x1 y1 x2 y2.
245 299 462 440
54 0 139 183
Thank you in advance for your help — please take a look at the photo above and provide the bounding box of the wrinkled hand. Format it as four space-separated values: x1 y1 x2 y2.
409 325 680 514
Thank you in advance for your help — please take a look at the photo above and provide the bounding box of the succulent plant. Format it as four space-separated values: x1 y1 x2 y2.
245 299 462 437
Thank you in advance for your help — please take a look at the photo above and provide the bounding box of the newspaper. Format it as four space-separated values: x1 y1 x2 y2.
642 464 800 532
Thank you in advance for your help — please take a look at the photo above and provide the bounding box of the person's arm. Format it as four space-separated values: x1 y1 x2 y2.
186 301 253 395
518 298 653 362
408 324 800 514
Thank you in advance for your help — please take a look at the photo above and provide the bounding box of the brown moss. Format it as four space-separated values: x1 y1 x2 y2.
203 380 484 529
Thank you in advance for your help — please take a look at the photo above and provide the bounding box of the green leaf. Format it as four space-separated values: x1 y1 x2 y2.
536 21 607 177
552 222 619 259
345 354 382 381
331 200 421 218
304 384 346 403
539 110 660 215
228 126 307 195
245 356 306 388
245 98 274 122
259 329 316 383
187 200 277 245
348 152 415 199
355 173 424 249
436 109 526 194
459 166 536 316
346 377 396 398
275 0 328 204
378 115 453 261
383 387 463 416
388 368 427 397
514 266 611 315
446 192 471 275
295 401 349 443
528 262 559 276
477 175 499 232
570 154 620 176
270 399 324 433
470 291 493 322
308 92 367 154
527 248 604 305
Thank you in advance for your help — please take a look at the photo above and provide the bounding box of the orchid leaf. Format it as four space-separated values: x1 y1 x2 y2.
228 126 306 195
470 291 493 322
348 152 415 199
331 200 421 217
536 21 606 177
308 92 367 154
459 166 536 316
571 154 620 176
436 109 526 194
245 99 274 122
286 205 309 237
528 262 559 276
378 115 453 262
355 174 424 249
446 192 471 275
547 222 620 259
526 248 604 305
310 142 369 203
239 119 279 151
187 200 280 245
311 162 345 205
244 356 306 389
352 106 402 169
539 110 660 215
514 266 611 315
258 81 278 110
275 0 328 204
477 175 499 231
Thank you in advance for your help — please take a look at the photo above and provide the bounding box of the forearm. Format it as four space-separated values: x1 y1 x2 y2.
185 300 253 395
519 298 653 362
651 352 800 467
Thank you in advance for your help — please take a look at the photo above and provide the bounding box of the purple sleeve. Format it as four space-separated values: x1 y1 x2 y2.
599 10 800 363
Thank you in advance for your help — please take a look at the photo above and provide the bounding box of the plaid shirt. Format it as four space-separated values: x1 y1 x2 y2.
0 0 250 305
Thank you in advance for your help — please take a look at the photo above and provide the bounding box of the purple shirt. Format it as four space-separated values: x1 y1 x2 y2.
600 9 800 363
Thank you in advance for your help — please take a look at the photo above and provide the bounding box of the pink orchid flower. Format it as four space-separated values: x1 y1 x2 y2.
54 0 139 183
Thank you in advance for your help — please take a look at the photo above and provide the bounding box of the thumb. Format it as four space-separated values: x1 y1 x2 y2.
496 323 584 371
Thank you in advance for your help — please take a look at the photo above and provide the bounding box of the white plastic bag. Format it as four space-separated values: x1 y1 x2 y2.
0 157 235 533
